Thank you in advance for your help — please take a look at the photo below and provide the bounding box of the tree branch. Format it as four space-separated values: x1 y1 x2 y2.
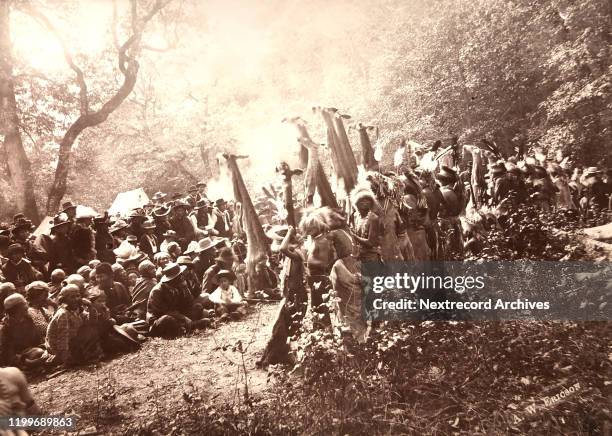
18 2 89 115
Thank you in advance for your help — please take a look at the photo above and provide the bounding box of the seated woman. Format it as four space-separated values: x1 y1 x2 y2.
209 270 247 320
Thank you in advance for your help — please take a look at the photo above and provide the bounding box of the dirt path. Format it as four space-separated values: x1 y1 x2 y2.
30 302 280 434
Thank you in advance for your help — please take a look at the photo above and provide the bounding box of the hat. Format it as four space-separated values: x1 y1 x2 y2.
112 324 143 345
0 282 16 298
126 235 138 243
194 237 224 253
4 293 27 311
160 262 187 283
58 284 81 301
61 201 77 212
177 255 193 265
163 230 177 239
12 213 26 223
152 192 167 201
193 199 209 210
196 182 207 188
172 200 190 210
7 243 25 256
109 220 129 234
142 220 156 230
188 185 198 193
184 240 199 255
171 192 183 200
215 199 226 207
114 239 137 259
215 247 236 263
76 210 96 220
51 213 71 230
435 166 458 183
583 167 602 179
128 209 146 219
153 206 171 218
11 218 33 233
216 269 236 282
25 281 49 298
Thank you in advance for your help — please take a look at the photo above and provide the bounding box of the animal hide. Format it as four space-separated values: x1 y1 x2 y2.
221 153 269 297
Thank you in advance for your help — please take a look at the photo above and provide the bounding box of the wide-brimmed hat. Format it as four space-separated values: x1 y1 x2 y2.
177 255 193 265
109 219 129 234
216 269 236 282
214 198 226 207
163 230 177 239
11 218 32 232
583 167 602 179
142 220 156 230
12 213 26 223
61 201 77 212
435 166 458 183
112 324 145 345
172 200 190 211
51 213 72 230
153 206 171 218
183 240 199 255
193 199 210 210
195 237 224 253
160 262 187 283
196 181 207 188
128 209 146 219
151 191 167 201
188 185 198 193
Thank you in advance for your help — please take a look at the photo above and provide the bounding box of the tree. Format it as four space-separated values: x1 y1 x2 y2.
0 0 40 221
17 0 174 214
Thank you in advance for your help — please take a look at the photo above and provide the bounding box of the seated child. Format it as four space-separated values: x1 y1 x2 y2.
209 270 247 320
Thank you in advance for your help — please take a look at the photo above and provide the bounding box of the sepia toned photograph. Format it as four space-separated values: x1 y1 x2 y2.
0 0 610 434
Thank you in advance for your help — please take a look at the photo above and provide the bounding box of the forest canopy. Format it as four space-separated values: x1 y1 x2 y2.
1 0 610 221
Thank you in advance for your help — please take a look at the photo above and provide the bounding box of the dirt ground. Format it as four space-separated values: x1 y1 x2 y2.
30 302 280 434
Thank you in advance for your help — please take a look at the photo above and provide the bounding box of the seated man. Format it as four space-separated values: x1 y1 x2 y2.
0 294 46 367
90 263 132 322
209 270 247 320
129 260 157 320
46 285 103 366
147 263 210 338
2 244 42 292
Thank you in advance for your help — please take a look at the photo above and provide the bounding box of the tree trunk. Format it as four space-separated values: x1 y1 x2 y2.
0 0 40 222
45 67 139 214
